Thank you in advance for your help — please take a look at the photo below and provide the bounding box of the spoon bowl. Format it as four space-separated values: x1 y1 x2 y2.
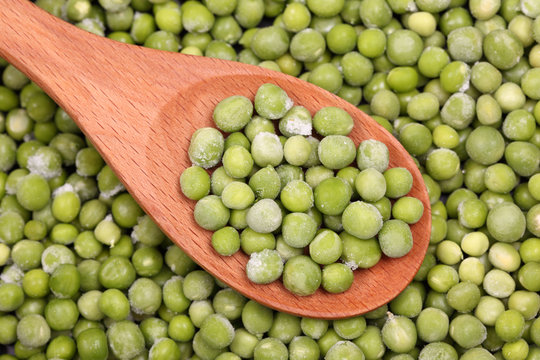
0 1 430 319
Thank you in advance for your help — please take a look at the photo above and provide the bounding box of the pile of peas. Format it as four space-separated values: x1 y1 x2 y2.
181 83 423 295
0 0 538 359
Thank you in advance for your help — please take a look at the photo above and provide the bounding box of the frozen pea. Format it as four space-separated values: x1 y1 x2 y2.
379 219 413 258
283 136 311 166
425 148 460 181
180 166 210 200
188 127 224 169
241 228 276 255
408 12 436 37
382 315 417 353
418 342 458 360
282 255 321 296
528 204 540 237
194 195 230 231
251 132 283 167
309 230 342 265
318 135 356 170
314 177 352 216
461 232 489 256
107 321 145 360
212 227 240 256
77 328 108 360
254 83 293 120
281 212 317 248
246 198 282 234
289 29 326 63
251 26 289 60
471 62 502 94
440 93 475 130
280 180 313 212
225 132 250 152
449 314 487 349
308 63 343 94
356 140 389 173
504 142 540 178
244 116 275 142
312 107 353 136
200 314 235 349
484 163 517 194
246 249 283 284
386 29 423 66
392 196 424 224
341 233 382 269
248 166 281 199
342 201 383 240
494 82 526 113
370 90 400 120
213 95 253 132
16 314 50 348
486 202 526 242
341 51 374 86
407 93 439 121
253 337 288 360
355 168 386 202
384 167 413 198
128 278 162 315
322 263 354 294
484 269 516 298
447 26 483 63
465 126 505 165
278 106 313 137
305 166 334 189
94 217 121 247
221 182 255 210
222 145 254 179
16 174 50 211
416 308 449 343
483 30 523 70
325 341 364 360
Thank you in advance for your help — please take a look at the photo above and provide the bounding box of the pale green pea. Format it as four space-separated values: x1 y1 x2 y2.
355 168 386 202
213 95 253 132
222 145 254 179
246 249 283 284
282 255 321 296
188 127 224 169
283 136 311 166
312 107 353 136
246 198 282 233
194 195 230 231
221 182 254 210
318 135 356 170
251 132 283 167
309 230 342 265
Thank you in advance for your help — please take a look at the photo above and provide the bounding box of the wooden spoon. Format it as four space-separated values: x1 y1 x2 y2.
0 0 430 319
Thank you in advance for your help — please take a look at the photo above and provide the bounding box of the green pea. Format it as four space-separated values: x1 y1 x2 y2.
283 255 321 296
289 29 326 63
107 321 145 360
484 30 523 70
194 195 230 231
308 63 343 94
188 127 224 169
251 26 289 60
382 315 417 353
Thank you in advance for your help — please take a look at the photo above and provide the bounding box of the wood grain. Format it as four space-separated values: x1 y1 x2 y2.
0 0 431 319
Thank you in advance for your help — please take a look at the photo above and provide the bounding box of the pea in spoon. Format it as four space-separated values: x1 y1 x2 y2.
0 0 430 319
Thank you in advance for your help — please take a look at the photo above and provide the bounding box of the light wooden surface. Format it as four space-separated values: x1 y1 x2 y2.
0 0 431 319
